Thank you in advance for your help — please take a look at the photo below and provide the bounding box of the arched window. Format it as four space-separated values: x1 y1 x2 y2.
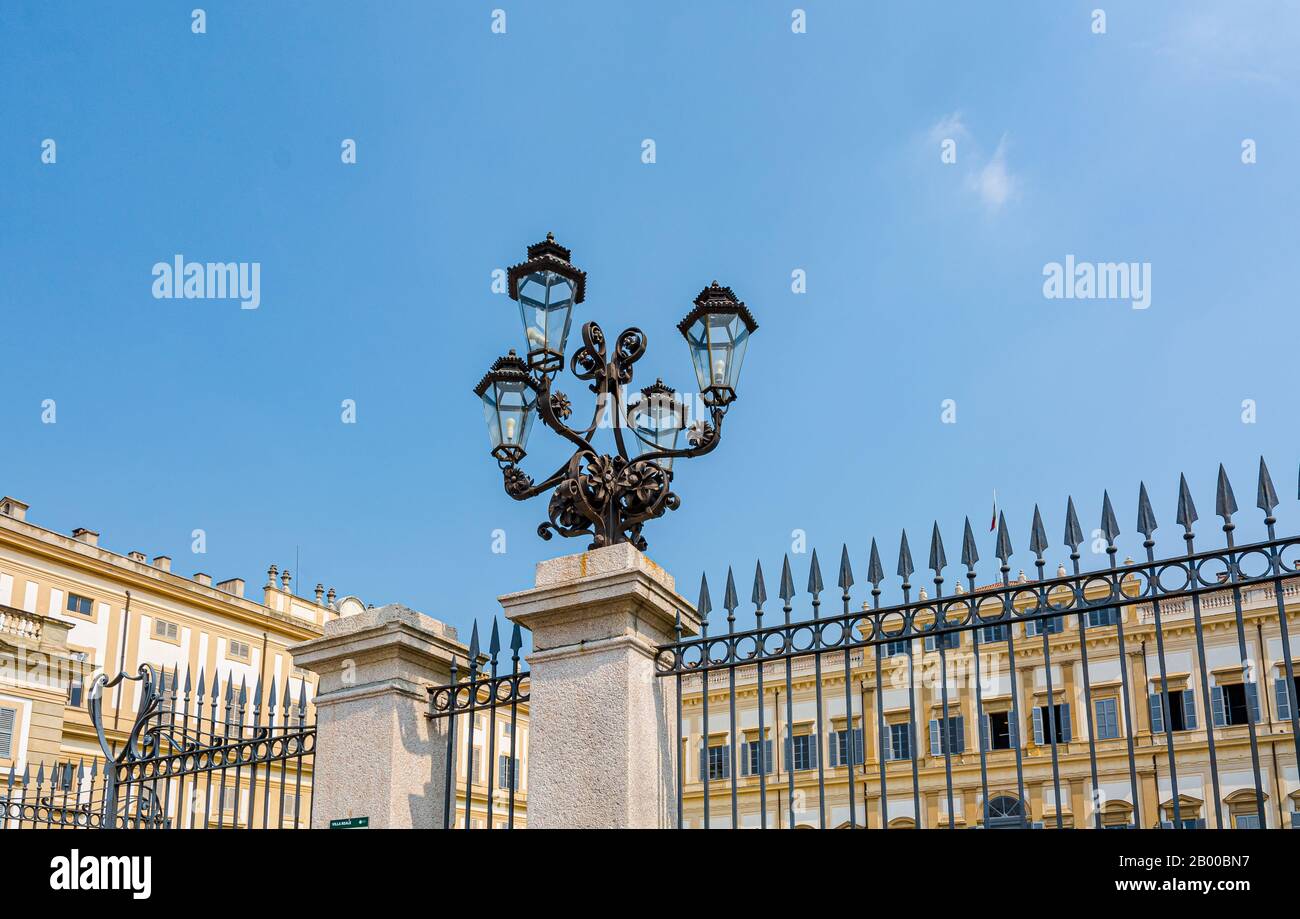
984 794 1026 828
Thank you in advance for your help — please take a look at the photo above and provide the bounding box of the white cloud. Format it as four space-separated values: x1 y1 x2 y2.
969 135 1016 212
928 112 968 145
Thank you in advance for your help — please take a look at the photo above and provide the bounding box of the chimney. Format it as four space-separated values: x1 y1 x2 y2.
127 551 147 563
72 528 100 547
315 583 325 605
152 555 171 572
216 577 245 598
0 497 29 522
193 572 212 587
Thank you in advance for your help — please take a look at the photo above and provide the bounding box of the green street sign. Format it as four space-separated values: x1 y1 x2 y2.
329 817 369 829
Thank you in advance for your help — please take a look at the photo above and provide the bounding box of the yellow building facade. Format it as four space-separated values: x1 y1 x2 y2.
679 571 1300 829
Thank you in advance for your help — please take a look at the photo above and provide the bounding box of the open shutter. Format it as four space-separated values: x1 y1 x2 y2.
784 735 793 771
980 713 990 752
1007 709 1018 748
828 733 839 768
1148 694 1164 733
1277 678 1293 722
953 716 965 753
853 728 864 765
929 719 941 755
739 741 751 776
764 739 774 774
1032 706 1044 745
722 745 731 779
1182 689 1197 730
0 706 14 759
809 734 818 769
1060 703 1072 743
700 743 707 781
1211 686 1226 726
1246 682 1261 722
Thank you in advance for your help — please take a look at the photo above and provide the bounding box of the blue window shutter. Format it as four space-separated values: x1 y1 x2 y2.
1061 703 1072 743
1008 709 1018 748
924 635 935 652
784 735 792 771
929 719 941 755
1277 678 1292 722
765 739 774 774
1148 694 1164 733
722 745 731 779
1211 686 1226 726
1246 682 1261 722
740 741 750 776
828 733 839 768
700 743 707 781
1182 689 1197 730
954 716 965 753
980 714 990 752
853 728 864 765
809 734 818 768
1032 706 1044 745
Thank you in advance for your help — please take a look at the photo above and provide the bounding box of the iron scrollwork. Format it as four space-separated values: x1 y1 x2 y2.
500 319 724 551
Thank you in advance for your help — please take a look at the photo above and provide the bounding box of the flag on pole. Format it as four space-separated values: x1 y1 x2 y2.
989 490 998 532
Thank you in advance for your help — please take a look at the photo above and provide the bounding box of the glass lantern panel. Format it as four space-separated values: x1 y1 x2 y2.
686 312 751 393
630 394 684 470
487 378 537 451
516 271 576 359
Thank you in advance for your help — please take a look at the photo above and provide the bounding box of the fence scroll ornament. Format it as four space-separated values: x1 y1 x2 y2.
655 459 1300 830
1 663 316 830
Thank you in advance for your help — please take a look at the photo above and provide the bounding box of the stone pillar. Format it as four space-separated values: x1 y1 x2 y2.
500 543 699 829
290 604 464 829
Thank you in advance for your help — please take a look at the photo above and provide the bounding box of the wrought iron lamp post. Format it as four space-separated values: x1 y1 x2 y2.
473 233 758 551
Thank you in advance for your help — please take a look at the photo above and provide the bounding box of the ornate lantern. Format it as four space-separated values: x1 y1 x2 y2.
473 350 539 464
627 379 688 471
677 281 758 409
506 232 587 376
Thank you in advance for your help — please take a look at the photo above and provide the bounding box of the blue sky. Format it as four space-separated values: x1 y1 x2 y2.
2 1 1298 645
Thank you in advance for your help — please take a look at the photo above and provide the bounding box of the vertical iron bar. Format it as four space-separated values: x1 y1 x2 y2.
969 568 990 827
1143 527 1181 827
809 577 827 830
1222 516 1269 827
842 589 857 830
1070 549 1103 829
754 574 768 830
443 657 458 830
1262 499 1300 768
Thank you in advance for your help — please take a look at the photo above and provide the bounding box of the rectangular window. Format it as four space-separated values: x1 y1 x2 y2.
929 716 965 755
829 728 864 767
1086 607 1120 628
1025 616 1064 636
883 639 909 657
152 618 179 642
924 631 960 651
706 744 729 781
740 739 774 776
1212 682 1261 727
888 722 912 761
498 754 519 790
282 793 300 822
0 706 15 759
66 593 93 617
1149 689 1197 732
788 734 817 771
68 677 84 708
228 638 250 660
1094 697 1120 740
1032 703 1072 744
982 710 1014 750
1234 813 1261 829
979 624 1009 643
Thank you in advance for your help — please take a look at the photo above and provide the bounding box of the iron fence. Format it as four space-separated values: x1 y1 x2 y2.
1 663 315 830
427 620 528 829
654 460 1300 829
